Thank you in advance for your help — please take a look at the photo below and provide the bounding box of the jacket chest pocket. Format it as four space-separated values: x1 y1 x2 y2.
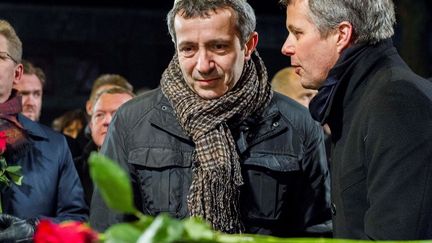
241 153 303 227
128 148 193 218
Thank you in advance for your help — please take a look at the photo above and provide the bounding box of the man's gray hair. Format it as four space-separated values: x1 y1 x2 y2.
280 0 396 44
0 19 22 63
167 0 256 47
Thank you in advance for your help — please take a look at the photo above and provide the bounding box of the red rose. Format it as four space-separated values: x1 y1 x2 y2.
0 130 7 154
34 220 99 243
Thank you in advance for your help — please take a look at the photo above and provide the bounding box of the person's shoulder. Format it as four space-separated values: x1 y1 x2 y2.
373 67 432 102
272 92 313 120
112 87 164 131
117 87 162 114
35 121 68 144
20 114 66 142
270 92 321 134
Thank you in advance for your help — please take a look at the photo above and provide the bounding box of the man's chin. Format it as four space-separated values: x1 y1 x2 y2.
22 112 38 121
300 82 318 90
300 78 325 90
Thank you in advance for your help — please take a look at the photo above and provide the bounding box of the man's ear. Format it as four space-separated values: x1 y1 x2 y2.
244 31 258 60
86 100 93 116
88 116 93 131
13 63 23 86
336 21 353 53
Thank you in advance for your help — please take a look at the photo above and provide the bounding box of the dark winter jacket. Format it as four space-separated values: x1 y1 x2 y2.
74 140 98 207
2 114 88 223
90 88 331 237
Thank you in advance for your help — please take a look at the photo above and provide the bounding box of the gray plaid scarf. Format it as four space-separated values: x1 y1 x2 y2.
161 51 272 233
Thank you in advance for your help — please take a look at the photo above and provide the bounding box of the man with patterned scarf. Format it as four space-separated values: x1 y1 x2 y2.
0 20 88 242
90 0 331 237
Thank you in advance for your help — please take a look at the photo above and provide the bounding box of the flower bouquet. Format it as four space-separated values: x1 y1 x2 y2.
0 130 23 213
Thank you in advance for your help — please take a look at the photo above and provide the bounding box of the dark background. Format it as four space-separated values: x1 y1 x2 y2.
0 0 431 125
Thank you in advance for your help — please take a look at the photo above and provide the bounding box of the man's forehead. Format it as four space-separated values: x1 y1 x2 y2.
286 0 315 27
21 74 43 85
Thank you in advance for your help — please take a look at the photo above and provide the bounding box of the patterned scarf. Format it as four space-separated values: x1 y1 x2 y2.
0 91 30 161
161 51 273 233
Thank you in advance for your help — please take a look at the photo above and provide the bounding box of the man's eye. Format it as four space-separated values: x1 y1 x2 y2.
179 46 196 57
94 113 104 119
292 31 302 38
212 44 228 53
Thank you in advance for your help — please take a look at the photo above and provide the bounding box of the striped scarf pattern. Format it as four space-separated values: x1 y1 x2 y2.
161 51 272 233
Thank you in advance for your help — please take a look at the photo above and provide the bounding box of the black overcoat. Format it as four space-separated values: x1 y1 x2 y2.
321 39 432 239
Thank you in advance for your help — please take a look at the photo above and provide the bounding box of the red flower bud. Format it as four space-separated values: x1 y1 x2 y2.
34 220 99 243
0 130 7 154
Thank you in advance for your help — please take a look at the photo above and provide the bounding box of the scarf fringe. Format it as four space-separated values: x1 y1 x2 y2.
187 166 244 233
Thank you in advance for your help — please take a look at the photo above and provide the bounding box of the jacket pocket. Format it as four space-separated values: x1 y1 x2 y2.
241 153 304 230
128 147 193 218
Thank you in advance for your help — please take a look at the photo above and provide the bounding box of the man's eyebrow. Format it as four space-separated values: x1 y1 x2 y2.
177 41 195 47
288 24 302 32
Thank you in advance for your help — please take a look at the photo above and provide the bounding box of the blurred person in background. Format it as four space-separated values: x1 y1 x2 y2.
85 74 133 117
271 66 317 108
54 74 134 159
51 108 87 158
75 87 134 206
52 109 87 139
13 59 45 122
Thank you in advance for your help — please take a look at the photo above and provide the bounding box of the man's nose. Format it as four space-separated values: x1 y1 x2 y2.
103 114 113 126
23 95 36 105
281 36 295 57
196 50 215 74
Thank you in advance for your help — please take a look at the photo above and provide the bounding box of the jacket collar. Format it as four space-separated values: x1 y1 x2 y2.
149 92 286 151
310 39 397 125
17 114 49 140
234 98 287 154
148 94 190 141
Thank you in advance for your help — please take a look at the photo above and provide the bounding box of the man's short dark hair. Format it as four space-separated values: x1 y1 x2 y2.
22 59 46 86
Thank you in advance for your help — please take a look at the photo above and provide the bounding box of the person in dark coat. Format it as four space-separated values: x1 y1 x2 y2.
90 0 332 237
279 0 432 240
74 87 134 206
0 19 88 242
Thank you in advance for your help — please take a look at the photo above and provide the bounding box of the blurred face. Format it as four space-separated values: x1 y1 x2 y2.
292 89 317 108
86 84 119 116
62 120 83 139
14 73 43 121
89 93 133 148
278 77 317 108
281 0 340 89
174 8 257 99
0 35 22 103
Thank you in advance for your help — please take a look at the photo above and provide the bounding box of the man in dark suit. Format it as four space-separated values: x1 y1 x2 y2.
279 0 432 240
0 19 88 242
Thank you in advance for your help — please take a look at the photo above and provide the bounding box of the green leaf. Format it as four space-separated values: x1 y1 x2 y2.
182 217 215 242
104 223 143 243
104 215 156 243
0 157 7 169
134 215 155 231
88 152 137 214
6 165 23 186
137 214 184 243
5 165 21 173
